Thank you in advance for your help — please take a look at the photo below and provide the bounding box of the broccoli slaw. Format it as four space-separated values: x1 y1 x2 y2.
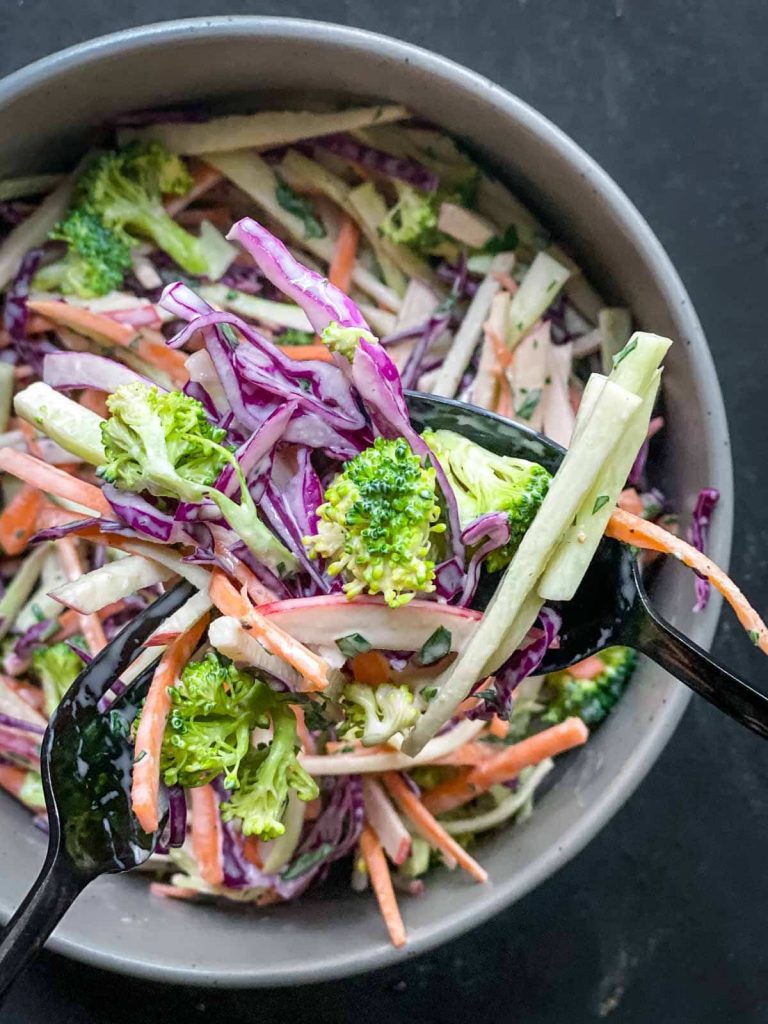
0 105 764 948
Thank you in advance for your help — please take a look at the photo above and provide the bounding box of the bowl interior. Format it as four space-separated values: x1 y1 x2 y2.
0 17 732 986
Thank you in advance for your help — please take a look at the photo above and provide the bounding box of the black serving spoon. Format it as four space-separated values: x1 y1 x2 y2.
407 392 768 740
0 580 195 1002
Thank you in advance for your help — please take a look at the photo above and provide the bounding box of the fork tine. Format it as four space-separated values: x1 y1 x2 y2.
68 580 196 703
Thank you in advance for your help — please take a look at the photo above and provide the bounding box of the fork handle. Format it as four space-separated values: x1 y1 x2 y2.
0 849 91 1003
629 576 768 739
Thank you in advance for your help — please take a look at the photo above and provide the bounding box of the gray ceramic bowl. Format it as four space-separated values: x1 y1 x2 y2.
0 16 732 987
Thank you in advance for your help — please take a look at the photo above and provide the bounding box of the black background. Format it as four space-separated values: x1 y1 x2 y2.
2 1 768 1020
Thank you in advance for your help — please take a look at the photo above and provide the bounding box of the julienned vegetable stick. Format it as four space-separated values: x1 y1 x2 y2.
0 448 112 517
472 290 510 410
606 509 768 655
423 718 588 815
432 252 515 398
509 320 550 432
14 382 106 466
132 614 209 833
49 555 174 615
299 719 484 775
362 777 412 866
546 244 603 325
119 105 410 156
208 615 302 692
441 758 554 835
55 537 107 655
203 150 402 312
599 307 633 375
197 284 312 332
146 590 213 647
122 540 212 592
0 364 14 434
539 373 661 601
189 784 224 886
359 824 407 948
506 252 571 352
382 772 488 884
402 379 641 756
541 339 575 447
0 173 64 202
0 171 76 289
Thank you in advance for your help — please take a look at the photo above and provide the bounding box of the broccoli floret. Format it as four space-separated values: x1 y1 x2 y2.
160 652 274 790
74 142 208 275
305 436 445 607
220 702 318 839
379 177 478 258
99 383 296 574
542 647 638 727
33 208 132 297
320 321 378 362
341 683 420 747
424 428 551 572
30 638 88 716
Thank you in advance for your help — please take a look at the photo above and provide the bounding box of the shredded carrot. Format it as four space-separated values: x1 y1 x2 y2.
164 161 223 217
25 315 55 336
56 537 108 654
211 538 279 605
79 388 109 418
0 484 45 555
359 823 407 948
618 488 644 516
0 764 29 802
150 883 198 901
487 716 510 740
423 718 589 816
432 742 496 767
277 344 333 363
131 614 209 833
568 654 606 680
0 448 112 517
491 271 518 294
328 215 360 294
243 835 264 869
606 507 768 654
190 784 224 886
382 772 488 884
350 650 391 685
26 300 188 387
486 323 514 370
293 704 315 754
209 570 329 691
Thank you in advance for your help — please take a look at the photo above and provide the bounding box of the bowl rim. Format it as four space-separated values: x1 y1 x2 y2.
0 15 734 987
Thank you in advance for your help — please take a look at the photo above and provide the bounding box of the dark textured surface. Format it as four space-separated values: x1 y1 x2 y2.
2 1 768 1020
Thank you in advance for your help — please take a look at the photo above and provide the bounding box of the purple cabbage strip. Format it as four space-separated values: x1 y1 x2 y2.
469 607 561 720
209 776 285 892
3 619 58 675
687 487 720 612
380 321 430 348
102 483 181 543
0 725 41 762
0 201 30 226
400 258 464 391
227 217 370 333
627 440 649 488
42 351 154 392
218 263 264 295
312 133 439 192
166 785 188 849
111 107 207 127
0 713 45 736
457 512 511 607
3 247 57 373
279 775 364 899
216 401 298 499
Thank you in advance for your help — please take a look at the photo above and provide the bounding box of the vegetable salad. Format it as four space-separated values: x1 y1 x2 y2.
0 104 763 948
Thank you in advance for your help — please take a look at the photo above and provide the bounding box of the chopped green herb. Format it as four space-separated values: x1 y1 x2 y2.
281 842 335 880
275 180 326 240
109 710 129 738
482 224 519 255
416 626 452 666
133 750 147 765
612 337 638 368
421 686 438 702
221 323 239 348
335 633 372 659
278 328 315 347
225 289 238 300
475 689 497 702
31 603 45 623
515 387 542 421
592 495 611 514
749 629 761 646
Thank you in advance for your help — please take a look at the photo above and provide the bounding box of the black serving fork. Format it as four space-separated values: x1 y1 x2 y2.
0 579 195 1001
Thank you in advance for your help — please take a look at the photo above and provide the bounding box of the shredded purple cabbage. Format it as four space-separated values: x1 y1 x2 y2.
470 607 561 720
312 133 439 192
687 488 720 612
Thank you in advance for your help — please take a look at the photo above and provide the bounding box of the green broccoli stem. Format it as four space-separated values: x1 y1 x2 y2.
131 204 209 276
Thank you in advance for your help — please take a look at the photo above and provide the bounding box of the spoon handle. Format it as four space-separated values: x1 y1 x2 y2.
0 848 90 1002
629 573 768 739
